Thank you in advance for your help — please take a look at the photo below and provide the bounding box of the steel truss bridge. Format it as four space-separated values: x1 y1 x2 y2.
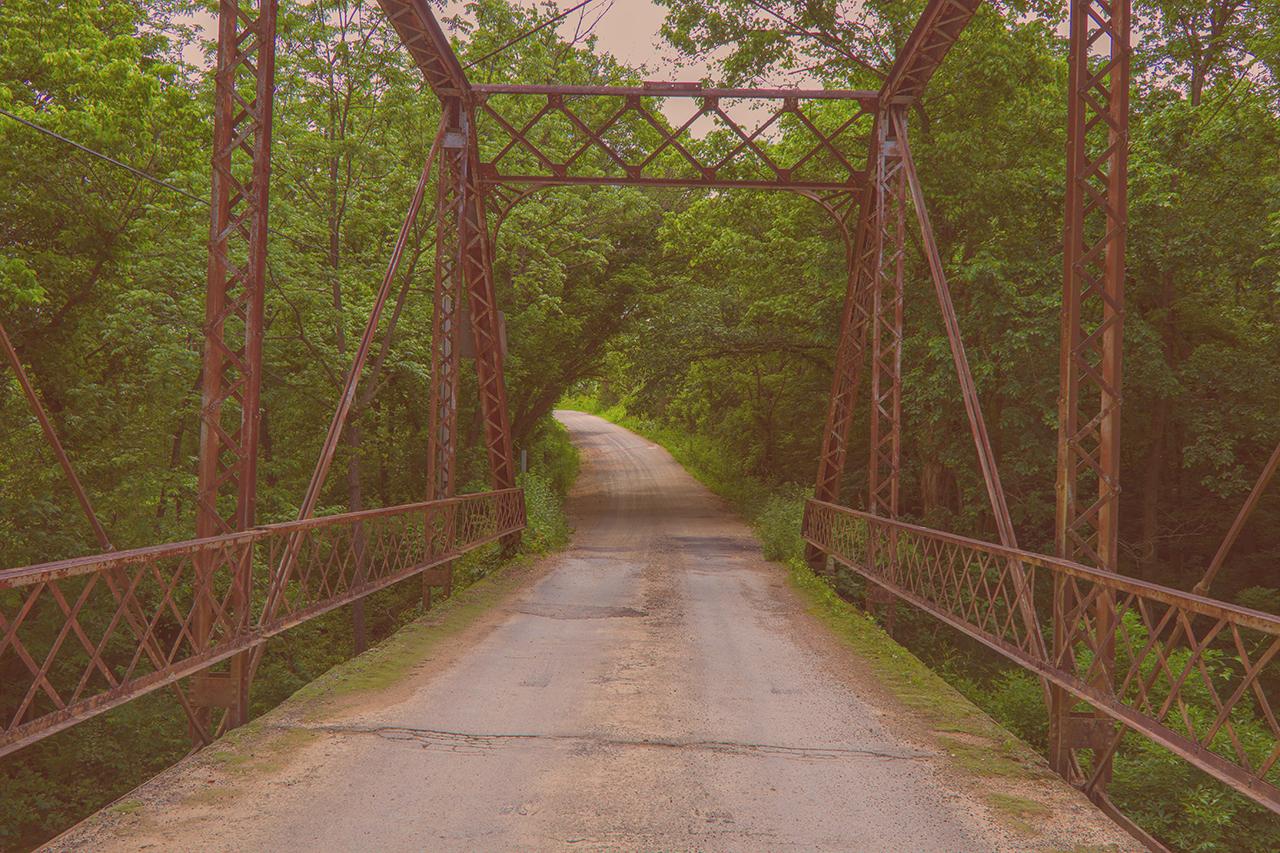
2 1 1278 846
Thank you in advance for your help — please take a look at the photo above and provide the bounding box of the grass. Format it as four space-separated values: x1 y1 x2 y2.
987 791 1053 834
109 799 144 815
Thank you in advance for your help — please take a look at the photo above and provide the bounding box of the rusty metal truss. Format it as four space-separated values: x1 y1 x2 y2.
191 0 280 733
803 501 1280 815
473 83 875 191
0 490 524 758
1052 0 1132 792
4 0 1276 841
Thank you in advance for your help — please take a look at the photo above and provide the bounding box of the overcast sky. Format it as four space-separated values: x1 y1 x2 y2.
479 0 710 81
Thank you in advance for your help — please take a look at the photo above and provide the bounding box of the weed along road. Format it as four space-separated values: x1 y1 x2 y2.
52 411 1136 852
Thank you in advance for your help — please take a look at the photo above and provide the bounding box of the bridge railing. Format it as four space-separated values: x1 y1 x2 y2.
0 489 525 758
803 498 1280 813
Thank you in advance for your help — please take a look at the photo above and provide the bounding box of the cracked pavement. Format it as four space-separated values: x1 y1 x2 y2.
51 411 1138 852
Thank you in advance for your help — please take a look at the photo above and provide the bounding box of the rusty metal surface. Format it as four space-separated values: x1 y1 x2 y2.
866 111 905 524
811 183 875 511
1056 0 1130 575
880 0 984 103
0 320 112 552
292 130 443 532
427 101 468 503
374 0 469 98
802 499 1280 814
194 0 280 733
197 0 277 541
893 112 1048 668
473 86 873 191
0 490 524 759
461 133 518 494
1053 0 1131 790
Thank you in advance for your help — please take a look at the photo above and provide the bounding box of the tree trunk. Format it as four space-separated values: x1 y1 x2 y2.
1139 269 1179 578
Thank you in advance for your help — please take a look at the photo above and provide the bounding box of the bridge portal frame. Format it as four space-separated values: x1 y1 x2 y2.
368 0 1142 822
28 0 1280 844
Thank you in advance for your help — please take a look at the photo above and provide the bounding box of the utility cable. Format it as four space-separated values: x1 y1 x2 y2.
0 106 354 258
0 106 209 204
463 0 597 70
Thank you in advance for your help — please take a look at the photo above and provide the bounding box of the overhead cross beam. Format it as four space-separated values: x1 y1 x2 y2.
375 0 470 97
473 84 876 192
880 0 984 104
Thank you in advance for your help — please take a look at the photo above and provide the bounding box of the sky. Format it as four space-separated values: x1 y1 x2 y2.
186 1 713 83
475 0 712 81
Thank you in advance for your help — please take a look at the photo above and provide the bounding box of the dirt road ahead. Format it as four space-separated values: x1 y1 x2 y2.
53 411 1136 851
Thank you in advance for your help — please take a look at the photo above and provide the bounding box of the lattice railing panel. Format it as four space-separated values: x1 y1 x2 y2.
802 498 1280 813
473 87 874 191
0 489 524 757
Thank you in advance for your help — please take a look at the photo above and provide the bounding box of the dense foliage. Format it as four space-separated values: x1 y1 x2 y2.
0 0 619 846
1 0 1278 849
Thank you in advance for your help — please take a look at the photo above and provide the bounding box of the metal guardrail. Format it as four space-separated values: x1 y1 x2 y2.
0 489 525 757
802 498 1280 813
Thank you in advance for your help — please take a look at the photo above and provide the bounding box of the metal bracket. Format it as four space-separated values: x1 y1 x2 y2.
421 564 452 586
1062 712 1116 753
867 584 896 606
190 674 239 709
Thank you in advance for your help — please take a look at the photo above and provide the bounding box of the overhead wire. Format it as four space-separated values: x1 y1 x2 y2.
0 106 347 257
463 0 597 70
0 106 209 205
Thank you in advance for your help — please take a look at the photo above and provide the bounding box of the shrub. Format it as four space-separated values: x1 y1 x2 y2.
754 490 807 562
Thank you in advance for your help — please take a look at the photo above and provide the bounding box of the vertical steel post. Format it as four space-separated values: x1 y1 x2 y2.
867 108 907 595
427 99 467 504
424 98 468 604
460 142 518 497
1051 0 1130 790
194 0 278 738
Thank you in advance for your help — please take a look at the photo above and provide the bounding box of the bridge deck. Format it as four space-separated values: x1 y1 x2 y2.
49 412 1134 851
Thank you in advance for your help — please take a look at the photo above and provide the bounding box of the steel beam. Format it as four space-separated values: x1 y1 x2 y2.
460 146 518 496
427 99 468 504
812 184 875 515
1051 0 1131 792
473 83 877 102
867 111 906 523
880 0 983 104
893 112 1050 666
1 320 111 551
375 0 469 98
1194 441 1280 596
473 86 872 192
291 135 441 530
194 0 278 736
